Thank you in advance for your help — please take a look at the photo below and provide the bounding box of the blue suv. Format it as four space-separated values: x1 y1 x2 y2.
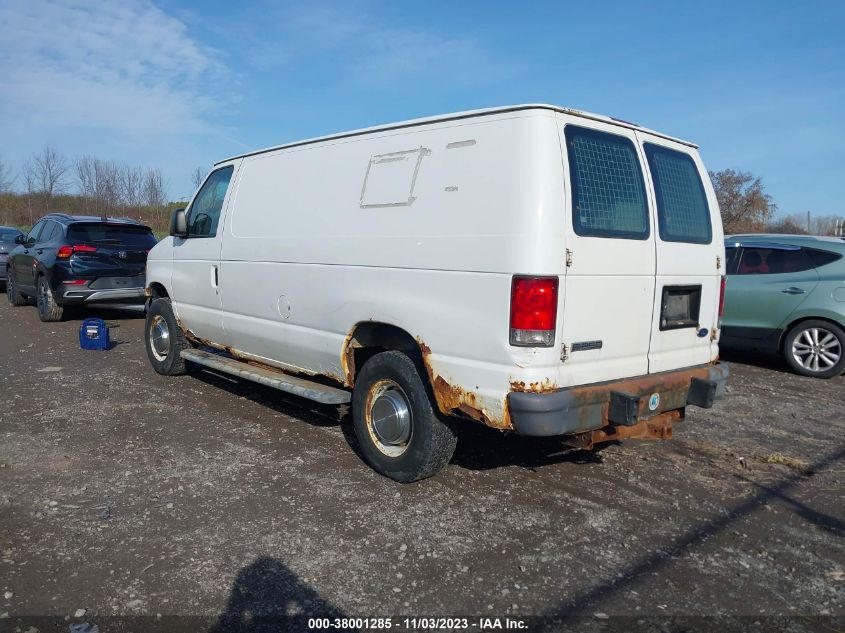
6 214 157 322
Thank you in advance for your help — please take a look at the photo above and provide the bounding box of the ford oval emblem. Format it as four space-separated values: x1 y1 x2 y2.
697 328 708 338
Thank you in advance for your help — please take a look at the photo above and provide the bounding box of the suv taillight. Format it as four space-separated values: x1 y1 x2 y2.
718 276 726 319
510 276 559 347
57 245 97 259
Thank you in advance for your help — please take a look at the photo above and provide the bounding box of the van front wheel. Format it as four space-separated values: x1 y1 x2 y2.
145 298 188 376
352 351 457 482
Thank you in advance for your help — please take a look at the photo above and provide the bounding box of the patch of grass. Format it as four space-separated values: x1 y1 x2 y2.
761 452 813 474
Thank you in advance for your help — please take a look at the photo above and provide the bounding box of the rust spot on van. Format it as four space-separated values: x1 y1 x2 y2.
417 338 512 430
509 378 557 393
177 322 347 390
564 409 682 451
340 330 362 388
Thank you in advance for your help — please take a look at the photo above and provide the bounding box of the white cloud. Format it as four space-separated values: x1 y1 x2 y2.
244 3 513 87
0 0 227 138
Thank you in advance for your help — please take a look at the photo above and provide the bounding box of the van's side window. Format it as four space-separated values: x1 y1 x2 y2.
565 126 649 239
644 143 712 244
187 166 235 237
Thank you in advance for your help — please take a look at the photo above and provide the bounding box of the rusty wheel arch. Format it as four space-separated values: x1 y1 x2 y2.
147 282 169 301
341 322 424 389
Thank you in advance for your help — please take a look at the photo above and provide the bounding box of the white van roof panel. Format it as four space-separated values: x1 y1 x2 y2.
216 104 697 165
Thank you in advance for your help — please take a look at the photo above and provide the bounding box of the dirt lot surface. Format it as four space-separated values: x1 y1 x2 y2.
1 299 843 632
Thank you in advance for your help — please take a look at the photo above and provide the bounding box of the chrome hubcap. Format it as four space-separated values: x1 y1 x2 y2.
149 315 170 362
366 380 412 457
792 327 841 372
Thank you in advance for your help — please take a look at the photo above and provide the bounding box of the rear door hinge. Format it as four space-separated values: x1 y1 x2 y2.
560 342 569 362
565 249 573 268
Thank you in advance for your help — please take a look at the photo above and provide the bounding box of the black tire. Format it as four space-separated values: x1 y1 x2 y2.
352 351 457 482
36 275 63 322
145 297 189 376
6 272 28 307
783 320 845 379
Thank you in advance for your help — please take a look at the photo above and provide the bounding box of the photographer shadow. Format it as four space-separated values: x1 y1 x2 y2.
209 557 352 633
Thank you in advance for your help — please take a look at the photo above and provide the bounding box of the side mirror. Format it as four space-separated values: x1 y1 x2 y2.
169 208 188 238
14 234 25 245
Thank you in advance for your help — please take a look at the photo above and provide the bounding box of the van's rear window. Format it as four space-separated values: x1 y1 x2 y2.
67 224 156 247
644 144 712 244
565 126 649 240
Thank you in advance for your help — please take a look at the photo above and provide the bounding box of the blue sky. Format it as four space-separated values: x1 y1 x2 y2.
0 0 843 215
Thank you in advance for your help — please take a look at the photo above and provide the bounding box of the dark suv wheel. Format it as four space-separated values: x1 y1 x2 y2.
36 275 63 322
6 272 28 307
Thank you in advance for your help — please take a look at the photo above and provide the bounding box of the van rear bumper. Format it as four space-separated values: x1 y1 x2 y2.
507 362 729 437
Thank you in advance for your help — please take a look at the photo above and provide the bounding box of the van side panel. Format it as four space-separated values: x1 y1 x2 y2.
218 112 567 426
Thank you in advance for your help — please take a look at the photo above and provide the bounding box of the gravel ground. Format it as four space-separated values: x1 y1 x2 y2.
0 298 843 633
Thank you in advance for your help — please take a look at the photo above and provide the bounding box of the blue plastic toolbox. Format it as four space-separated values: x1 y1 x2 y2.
79 318 111 351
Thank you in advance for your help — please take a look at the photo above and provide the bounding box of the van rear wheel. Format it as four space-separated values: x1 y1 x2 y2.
352 351 457 482
145 297 189 376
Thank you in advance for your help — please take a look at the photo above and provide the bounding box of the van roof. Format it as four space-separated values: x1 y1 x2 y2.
216 104 697 165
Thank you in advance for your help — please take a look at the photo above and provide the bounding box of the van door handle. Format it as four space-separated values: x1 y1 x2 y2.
211 265 219 289
781 287 806 295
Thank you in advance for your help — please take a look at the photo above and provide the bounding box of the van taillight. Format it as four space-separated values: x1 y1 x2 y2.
509 276 559 347
57 245 97 259
718 276 726 319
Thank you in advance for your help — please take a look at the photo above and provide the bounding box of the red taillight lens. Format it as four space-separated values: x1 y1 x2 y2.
718 276 726 319
57 244 97 259
510 276 559 347
62 279 87 285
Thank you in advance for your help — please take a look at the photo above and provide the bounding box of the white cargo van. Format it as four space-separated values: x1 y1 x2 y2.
144 104 729 482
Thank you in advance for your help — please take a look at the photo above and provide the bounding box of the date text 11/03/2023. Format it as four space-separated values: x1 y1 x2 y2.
307 617 528 630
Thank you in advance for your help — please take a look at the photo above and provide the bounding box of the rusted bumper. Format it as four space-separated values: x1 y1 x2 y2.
507 362 729 437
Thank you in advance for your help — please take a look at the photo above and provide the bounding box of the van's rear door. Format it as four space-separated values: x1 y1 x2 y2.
634 132 723 372
557 116 657 386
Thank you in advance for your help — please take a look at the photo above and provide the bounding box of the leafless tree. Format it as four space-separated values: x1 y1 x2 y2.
121 165 144 209
75 155 121 213
23 146 70 206
191 166 206 191
766 214 808 234
709 169 776 234
143 168 167 208
0 157 15 193
808 214 844 236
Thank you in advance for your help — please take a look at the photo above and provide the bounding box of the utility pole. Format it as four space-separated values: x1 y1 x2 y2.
806 210 811 234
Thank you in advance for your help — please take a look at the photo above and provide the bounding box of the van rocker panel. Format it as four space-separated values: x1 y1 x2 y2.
507 362 729 437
